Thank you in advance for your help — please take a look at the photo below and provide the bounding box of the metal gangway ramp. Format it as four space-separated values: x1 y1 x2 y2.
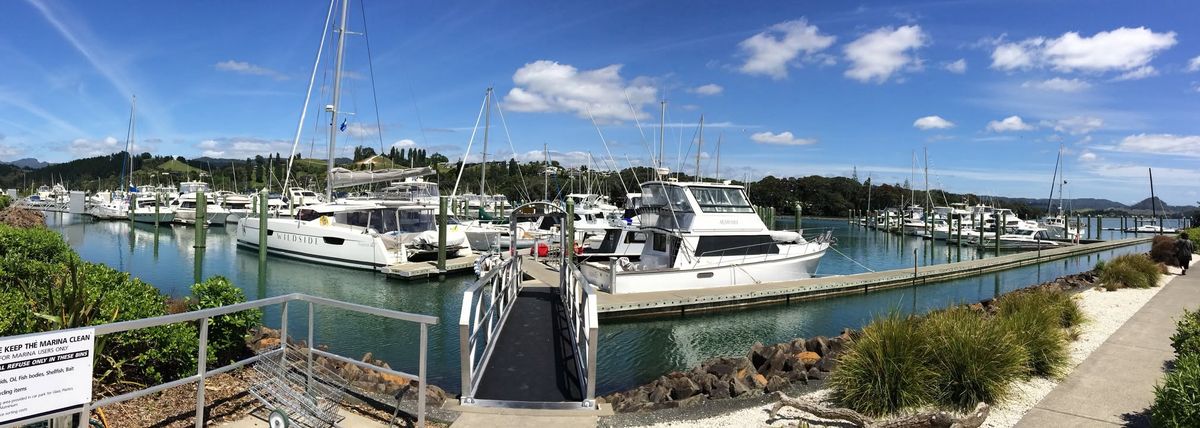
458 202 600 410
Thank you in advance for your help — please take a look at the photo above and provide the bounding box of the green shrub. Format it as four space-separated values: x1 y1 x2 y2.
0 195 9 210
0 224 77 295
921 307 1027 409
1099 254 1161 290
997 294 1070 378
1171 309 1200 359
1001 288 1085 329
1152 236 1179 264
1094 259 1107 273
189 276 261 365
1152 354 1200 428
830 311 935 416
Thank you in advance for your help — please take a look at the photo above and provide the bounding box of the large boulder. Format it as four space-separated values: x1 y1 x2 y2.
796 351 821 369
765 375 789 393
805 336 831 357
667 376 700 400
648 384 670 403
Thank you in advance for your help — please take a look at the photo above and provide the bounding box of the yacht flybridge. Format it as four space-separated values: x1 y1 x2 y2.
580 180 831 294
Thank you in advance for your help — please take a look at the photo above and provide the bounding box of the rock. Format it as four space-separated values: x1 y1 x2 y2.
765 375 789 393
968 302 985 312
787 368 809 384
665 394 705 409
806 336 830 357
748 342 769 370
708 379 731 399
762 345 790 375
796 351 821 368
730 378 750 397
706 360 736 378
789 338 807 353
668 377 700 400
817 355 838 372
360 352 374 363
648 385 670 403
806 367 824 380
751 373 768 389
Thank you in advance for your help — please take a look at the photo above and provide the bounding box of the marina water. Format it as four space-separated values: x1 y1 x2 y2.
44 214 1161 394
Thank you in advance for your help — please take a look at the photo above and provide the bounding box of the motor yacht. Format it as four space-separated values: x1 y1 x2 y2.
169 182 230 225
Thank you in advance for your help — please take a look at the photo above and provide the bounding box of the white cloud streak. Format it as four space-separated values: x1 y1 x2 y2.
503 60 656 122
1021 77 1091 92
913 115 954 130
843 25 927 83
688 83 724 96
214 60 288 80
990 27 1177 76
750 131 816 146
737 19 836 80
986 115 1034 132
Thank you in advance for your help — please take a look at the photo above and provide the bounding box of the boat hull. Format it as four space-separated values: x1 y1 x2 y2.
581 246 828 294
236 218 399 271
131 212 175 224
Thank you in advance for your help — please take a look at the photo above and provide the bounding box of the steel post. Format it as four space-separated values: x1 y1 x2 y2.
419 323 428 428
566 199 575 265
438 196 447 272
280 301 289 366
259 189 268 265
996 213 1004 253
307 302 314 391
195 317 209 428
194 191 206 248
154 193 160 228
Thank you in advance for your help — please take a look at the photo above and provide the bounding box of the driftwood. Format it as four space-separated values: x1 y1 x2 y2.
767 392 989 428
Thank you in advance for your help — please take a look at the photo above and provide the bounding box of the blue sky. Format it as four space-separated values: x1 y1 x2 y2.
2 0 1199 205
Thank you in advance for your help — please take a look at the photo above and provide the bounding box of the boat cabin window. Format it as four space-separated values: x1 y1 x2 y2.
626 232 646 243
694 235 779 257
641 184 692 213
296 209 322 221
689 187 754 213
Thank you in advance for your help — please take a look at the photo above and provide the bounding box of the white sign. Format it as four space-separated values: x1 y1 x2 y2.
0 328 94 424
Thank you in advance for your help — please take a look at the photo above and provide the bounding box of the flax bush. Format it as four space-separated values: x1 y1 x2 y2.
996 293 1070 378
829 311 935 416
920 307 1027 409
1099 253 1161 290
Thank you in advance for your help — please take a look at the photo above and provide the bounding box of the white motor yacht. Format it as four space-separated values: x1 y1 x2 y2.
169 182 229 225
216 191 253 224
130 195 176 224
976 227 1064 249
580 180 831 294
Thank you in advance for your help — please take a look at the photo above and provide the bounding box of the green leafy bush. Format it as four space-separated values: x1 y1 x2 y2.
1094 259 1107 273
1171 309 1200 359
1152 354 1200 427
830 311 935 416
189 276 261 365
1099 253 1161 290
921 307 1027 409
997 294 1070 378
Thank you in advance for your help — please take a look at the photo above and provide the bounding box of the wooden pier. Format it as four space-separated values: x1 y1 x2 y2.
593 236 1152 319
381 254 477 279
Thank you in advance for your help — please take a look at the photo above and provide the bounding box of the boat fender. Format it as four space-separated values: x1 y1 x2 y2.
319 216 330 226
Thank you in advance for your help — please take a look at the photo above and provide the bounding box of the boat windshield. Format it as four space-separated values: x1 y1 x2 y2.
689 186 754 213
640 184 692 213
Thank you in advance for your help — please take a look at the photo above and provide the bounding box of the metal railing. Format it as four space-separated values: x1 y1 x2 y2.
0 293 437 428
458 255 523 403
559 262 599 408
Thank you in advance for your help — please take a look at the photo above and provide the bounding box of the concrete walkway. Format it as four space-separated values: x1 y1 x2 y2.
1016 262 1199 427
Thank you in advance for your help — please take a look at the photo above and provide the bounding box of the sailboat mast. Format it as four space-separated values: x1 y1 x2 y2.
658 100 666 170
695 115 704 180
128 95 137 192
715 133 722 181
909 151 915 207
1058 145 1066 215
1149 168 1158 223
543 142 549 200
481 87 492 196
1046 145 1061 215
923 146 930 208
325 0 350 201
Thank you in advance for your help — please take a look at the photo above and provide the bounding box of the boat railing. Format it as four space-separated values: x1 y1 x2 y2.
560 262 599 408
458 255 523 404
6 293 438 428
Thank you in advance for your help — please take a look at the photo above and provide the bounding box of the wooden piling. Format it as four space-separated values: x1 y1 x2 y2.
194 192 206 248
437 196 447 272
258 189 268 266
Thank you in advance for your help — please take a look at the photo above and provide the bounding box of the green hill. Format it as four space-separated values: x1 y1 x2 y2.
153 158 202 174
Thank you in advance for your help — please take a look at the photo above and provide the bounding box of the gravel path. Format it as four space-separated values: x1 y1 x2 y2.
623 273 1177 428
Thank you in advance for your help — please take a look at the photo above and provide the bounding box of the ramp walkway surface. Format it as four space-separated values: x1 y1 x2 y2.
472 282 584 404
1016 260 1199 427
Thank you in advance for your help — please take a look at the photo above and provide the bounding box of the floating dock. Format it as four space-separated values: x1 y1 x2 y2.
381 254 476 279
592 237 1152 319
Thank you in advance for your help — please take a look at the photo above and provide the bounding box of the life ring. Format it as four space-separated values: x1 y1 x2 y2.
319 216 330 226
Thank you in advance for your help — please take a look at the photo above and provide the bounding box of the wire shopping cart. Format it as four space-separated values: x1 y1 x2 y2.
248 344 349 428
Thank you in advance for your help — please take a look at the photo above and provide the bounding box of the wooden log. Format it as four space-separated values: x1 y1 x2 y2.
767 392 989 428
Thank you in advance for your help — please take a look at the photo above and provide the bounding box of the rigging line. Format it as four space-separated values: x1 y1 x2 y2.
585 107 630 196
828 245 877 273
406 81 429 167
451 90 490 198
676 117 701 179
622 90 655 166
493 98 532 202
284 0 337 194
357 0 387 158
625 155 641 183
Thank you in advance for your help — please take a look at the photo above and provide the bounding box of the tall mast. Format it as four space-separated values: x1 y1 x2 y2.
481 87 492 196
1149 168 1158 223
909 150 915 207
658 100 666 170
1058 145 1066 216
715 132 722 181
127 95 136 192
1046 145 1061 215
695 115 704 180
543 142 549 200
325 0 350 201
923 146 930 209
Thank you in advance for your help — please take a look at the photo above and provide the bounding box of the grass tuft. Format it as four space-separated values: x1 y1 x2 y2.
997 292 1071 378
921 307 1028 409
1099 254 1161 290
829 311 935 417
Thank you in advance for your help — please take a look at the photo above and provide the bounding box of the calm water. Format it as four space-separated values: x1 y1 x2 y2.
43 213 1160 395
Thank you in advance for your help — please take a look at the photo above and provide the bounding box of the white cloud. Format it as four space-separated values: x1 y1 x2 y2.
0 143 19 158
943 58 967 74
502 60 656 122
196 137 291 159
1078 151 1098 162
214 60 288 80
342 122 380 138
391 139 417 149
986 115 1034 132
990 27 1176 75
843 25 927 83
1188 56 1200 72
750 131 816 146
737 19 836 80
913 115 954 130
1112 133 1200 157
1045 116 1103 135
1021 77 1091 92
69 136 153 157
1112 65 1157 81
688 83 724 96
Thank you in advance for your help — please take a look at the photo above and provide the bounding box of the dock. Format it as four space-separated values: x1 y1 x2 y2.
381 254 476 279
592 237 1153 319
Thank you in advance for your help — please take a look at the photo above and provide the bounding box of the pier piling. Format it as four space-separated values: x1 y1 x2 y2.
194 192 207 249
258 189 268 266
437 196 447 273
154 193 160 228
996 212 1004 253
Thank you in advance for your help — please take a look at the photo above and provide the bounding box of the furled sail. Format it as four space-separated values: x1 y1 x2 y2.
329 167 435 189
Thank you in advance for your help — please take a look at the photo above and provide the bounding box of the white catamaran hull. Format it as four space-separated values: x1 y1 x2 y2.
236 219 399 270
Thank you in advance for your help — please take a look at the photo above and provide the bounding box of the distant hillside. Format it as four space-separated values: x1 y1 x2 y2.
157 159 202 174
2 158 50 169
991 197 1129 211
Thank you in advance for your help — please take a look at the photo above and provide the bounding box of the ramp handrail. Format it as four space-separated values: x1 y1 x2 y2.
560 262 599 408
458 255 524 403
0 293 437 428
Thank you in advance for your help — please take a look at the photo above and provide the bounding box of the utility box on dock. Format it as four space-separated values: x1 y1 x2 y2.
69 191 85 213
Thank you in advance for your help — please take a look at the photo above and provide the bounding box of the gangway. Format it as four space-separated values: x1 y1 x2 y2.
458 202 600 410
